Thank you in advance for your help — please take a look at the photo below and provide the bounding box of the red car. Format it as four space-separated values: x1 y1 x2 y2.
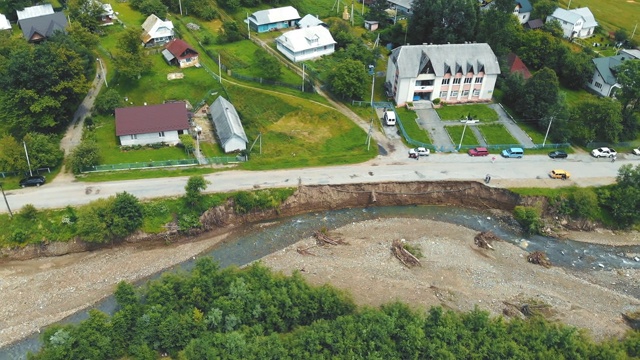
468 147 489 156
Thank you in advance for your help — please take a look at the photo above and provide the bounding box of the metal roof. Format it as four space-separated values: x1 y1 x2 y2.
592 55 632 86
298 14 324 28
0 14 11 30
390 43 501 79
572 7 597 28
276 25 336 52
514 0 532 13
16 4 53 21
19 13 67 41
115 102 189 136
209 97 248 147
249 6 300 26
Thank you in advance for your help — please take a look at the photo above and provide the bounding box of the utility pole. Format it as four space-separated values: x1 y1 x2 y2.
178 0 182 15
459 121 473 150
370 72 375 106
96 58 108 87
23 141 33 176
302 63 305 92
247 13 250 39
631 23 638 39
542 117 554 147
0 183 12 218
366 118 373 151
218 54 222 83
351 2 354 26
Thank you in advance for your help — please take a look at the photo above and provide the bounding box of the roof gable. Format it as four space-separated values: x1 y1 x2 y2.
209 97 248 145
548 8 582 24
506 53 531 79
276 25 336 52
514 0 532 13
391 43 501 79
250 6 300 26
19 13 68 41
0 14 11 30
298 14 324 28
572 7 597 28
115 102 189 136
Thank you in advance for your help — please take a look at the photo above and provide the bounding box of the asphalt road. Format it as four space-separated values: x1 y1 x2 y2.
2 153 635 213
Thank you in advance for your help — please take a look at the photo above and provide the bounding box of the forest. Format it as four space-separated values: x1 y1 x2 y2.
28 258 640 359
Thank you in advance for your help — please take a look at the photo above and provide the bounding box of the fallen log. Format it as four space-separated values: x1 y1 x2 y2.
313 231 347 246
296 245 317 256
391 239 422 268
474 231 500 250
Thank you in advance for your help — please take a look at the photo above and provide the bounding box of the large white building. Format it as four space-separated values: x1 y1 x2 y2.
276 25 336 62
385 43 500 106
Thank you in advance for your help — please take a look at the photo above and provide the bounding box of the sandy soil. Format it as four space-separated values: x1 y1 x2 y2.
1 218 639 349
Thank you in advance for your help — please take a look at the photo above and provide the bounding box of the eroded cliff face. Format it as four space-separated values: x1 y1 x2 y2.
2 181 525 261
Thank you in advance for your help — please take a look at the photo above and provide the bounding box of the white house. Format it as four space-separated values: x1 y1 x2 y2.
546 7 598 39
115 102 190 146
0 14 11 31
208 97 248 153
246 6 300 33
385 43 501 106
513 0 532 24
586 51 640 97
276 25 336 62
140 14 174 47
387 0 413 14
298 14 325 28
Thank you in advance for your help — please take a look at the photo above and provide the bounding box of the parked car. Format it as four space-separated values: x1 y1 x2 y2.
633 147 640 155
19 175 46 187
548 150 568 159
410 147 430 156
468 147 489 156
501 147 524 158
549 169 570 180
591 147 617 158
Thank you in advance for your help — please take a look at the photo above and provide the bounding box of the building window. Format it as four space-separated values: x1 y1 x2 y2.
464 78 472 84
417 80 434 86
472 89 480 97
453 78 461 85
462 90 469 96
439 91 447 97
159 131 165 137
475 77 483 84
441 78 450 85
130 134 137 140
595 82 602 89
451 91 459 97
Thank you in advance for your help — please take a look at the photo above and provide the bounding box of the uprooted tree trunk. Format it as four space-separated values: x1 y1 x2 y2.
474 231 500 250
527 251 552 268
391 239 422 268
313 231 347 246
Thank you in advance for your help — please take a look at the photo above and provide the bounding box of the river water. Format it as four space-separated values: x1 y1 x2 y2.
2 205 639 359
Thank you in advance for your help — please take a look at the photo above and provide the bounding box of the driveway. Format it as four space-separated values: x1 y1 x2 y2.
489 104 535 148
414 107 454 151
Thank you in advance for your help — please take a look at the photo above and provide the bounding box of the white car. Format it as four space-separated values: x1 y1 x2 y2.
591 147 617 158
633 148 640 155
409 147 430 156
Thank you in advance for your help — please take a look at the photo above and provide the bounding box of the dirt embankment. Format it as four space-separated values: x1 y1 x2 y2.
1 181 524 261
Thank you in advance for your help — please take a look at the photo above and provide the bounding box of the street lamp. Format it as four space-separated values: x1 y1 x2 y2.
369 65 375 106
458 121 474 150
96 58 108 87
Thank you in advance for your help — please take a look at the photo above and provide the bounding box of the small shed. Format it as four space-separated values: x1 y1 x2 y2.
208 97 248 153
364 20 379 31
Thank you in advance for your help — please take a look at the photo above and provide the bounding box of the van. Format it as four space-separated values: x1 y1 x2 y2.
383 110 396 126
501 147 524 158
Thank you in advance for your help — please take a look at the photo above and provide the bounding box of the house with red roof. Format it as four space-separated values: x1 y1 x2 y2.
162 39 199 68
506 53 531 79
115 102 190 146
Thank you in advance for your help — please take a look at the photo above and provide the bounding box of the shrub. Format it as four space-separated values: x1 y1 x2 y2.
432 98 441 105
10 229 29 243
19 204 39 221
513 206 543 235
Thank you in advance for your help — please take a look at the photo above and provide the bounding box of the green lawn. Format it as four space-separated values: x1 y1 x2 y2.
557 0 639 32
396 107 432 145
478 124 519 145
446 125 480 147
436 104 499 121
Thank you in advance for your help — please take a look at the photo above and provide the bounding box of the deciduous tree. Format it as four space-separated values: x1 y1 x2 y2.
69 141 101 174
185 175 210 211
327 59 369 100
408 0 479 45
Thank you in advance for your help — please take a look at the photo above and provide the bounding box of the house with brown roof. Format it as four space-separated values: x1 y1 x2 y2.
506 53 531 79
115 102 190 146
162 39 199 68
140 14 174 47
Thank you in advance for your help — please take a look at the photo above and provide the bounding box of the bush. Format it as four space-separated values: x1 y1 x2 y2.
513 206 543 235
19 204 39 221
432 98 441 105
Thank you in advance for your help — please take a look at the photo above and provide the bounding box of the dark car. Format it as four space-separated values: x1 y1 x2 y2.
19 175 46 188
468 147 489 156
548 150 568 159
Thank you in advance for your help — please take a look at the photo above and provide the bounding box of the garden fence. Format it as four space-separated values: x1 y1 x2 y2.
81 157 240 173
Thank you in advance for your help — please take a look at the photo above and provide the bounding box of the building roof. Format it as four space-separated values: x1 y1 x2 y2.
572 7 597 28
390 43 501 78
19 13 68 41
388 0 413 10
548 8 582 25
16 4 53 21
276 25 336 52
209 96 248 146
141 14 174 43
592 55 627 85
298 14 324 28
514 0 532 13
0 14 11 30
526 19 544 29
506 53 531 79
249 6 300 26
621 49 640 59
164 38 197 58
115 102 189 136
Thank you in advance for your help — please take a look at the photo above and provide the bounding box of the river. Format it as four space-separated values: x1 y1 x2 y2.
2 205 639 359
